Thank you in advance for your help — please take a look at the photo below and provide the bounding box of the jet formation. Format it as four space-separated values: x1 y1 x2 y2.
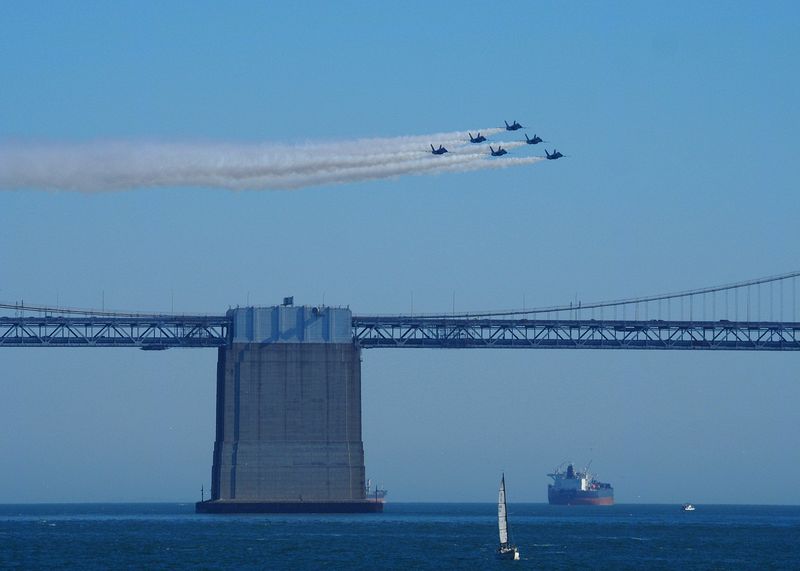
429 120 565 160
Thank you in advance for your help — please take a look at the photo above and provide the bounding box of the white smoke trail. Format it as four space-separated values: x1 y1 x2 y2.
0 128 546 192
230 155 547 190
301 127 506 155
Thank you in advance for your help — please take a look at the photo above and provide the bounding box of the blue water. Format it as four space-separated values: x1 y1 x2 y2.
1 503 798 570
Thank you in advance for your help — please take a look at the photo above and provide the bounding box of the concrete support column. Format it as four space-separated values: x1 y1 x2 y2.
210 341 366 502
197 305 379 513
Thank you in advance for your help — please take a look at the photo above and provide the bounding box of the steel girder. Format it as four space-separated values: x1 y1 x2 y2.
2 315 799 351
0 316 229 348
351 317 800 350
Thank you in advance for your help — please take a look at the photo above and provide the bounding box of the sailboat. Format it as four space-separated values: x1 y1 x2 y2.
497 473 521 560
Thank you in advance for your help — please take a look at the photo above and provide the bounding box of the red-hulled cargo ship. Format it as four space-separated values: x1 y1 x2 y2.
548 463 614 506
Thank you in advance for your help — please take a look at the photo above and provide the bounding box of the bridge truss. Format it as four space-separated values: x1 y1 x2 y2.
352 317 800 350
0 314 799 351
0 315 229 349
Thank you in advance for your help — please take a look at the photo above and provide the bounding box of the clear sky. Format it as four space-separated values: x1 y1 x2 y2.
1 1 798 504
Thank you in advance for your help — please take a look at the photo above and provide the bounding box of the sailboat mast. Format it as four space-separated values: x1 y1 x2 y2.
503 476 509 541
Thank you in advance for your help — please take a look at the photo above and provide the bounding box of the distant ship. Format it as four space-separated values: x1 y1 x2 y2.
366 479 387 503
682 503 696 511
548 462 614 506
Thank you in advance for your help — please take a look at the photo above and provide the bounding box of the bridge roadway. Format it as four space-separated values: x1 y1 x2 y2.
1 313 799 350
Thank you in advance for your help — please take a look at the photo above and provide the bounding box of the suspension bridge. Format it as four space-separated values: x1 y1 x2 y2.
2 271 799 350
3 271 798 513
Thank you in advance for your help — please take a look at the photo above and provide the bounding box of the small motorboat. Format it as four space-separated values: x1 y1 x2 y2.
682 503 696 511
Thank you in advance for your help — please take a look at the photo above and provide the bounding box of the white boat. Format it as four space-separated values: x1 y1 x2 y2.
497 474 520 561
682 503 696 511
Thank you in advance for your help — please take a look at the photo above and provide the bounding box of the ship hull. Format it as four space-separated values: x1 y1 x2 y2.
548 487 614 506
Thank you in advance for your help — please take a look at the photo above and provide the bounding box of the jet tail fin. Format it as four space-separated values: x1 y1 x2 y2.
431 144 435 151
504 121 509 127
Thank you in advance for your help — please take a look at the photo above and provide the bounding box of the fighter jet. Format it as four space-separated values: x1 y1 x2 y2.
489 145 508 157
545 149 564 160
525 133 543 145
505 120 523 131
469 132 487 143
430 144 448 155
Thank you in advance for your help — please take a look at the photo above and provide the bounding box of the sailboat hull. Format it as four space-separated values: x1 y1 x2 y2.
497 546 520 560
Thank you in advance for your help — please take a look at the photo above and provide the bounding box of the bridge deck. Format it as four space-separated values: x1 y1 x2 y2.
1 315 799 350
352 316 800 350
0 315 229 349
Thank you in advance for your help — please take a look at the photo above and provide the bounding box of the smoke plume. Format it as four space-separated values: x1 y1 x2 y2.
0 128 546 192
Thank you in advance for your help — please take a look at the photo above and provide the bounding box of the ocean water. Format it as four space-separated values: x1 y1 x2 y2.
1 503 798 570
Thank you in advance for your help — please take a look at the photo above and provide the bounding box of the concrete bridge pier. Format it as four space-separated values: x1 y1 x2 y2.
196 306 380 513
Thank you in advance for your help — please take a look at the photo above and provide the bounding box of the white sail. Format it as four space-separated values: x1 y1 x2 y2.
498 475 509 545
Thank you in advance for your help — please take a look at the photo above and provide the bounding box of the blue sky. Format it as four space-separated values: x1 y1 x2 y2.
1 1 798 503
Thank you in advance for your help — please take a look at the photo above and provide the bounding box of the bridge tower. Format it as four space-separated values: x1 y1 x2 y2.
196 305 379 513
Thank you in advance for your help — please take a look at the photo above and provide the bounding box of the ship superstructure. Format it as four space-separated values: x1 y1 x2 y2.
547 462 614 506
366 479 387 504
